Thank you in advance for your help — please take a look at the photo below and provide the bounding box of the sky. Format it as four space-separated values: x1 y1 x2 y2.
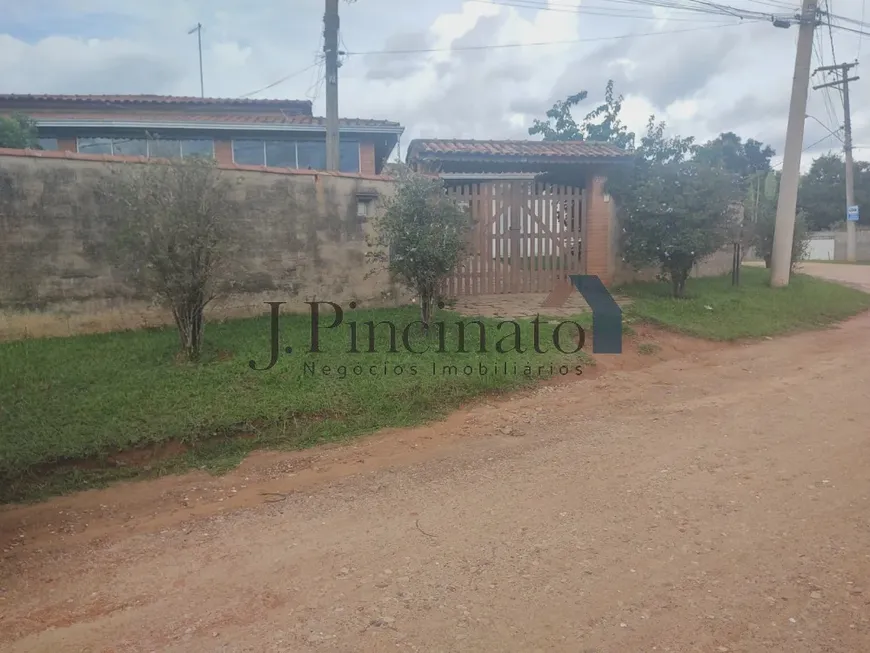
0 0 868 170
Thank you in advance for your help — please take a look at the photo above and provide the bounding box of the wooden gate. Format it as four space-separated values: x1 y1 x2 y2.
444 181 585 295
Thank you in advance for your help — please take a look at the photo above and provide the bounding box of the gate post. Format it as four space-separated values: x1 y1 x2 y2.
583 175 614 285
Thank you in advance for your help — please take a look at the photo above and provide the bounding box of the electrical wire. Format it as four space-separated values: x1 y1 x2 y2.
343 20 756 56
773 132 842 169
470 0 751 21
806 114 843 142
813 33 842 134
859 0 867 58
239 62 320 98
823 0 845 108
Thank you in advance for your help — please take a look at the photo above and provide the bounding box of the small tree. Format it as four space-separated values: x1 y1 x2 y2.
99 157 239 360
752 211 810 271
368 169 473 332
613 158 741 298
608 117 737 298
529 80 635 149
0 114 39 149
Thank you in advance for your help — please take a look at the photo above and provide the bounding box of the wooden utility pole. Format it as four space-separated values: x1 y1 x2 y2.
813 62 860 261
770 0 818 287
324 0 340 170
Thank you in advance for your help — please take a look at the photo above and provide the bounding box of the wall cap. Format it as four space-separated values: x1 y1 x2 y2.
0 147 395 182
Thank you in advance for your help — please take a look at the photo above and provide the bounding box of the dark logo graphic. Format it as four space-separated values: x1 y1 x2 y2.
566 275 622 354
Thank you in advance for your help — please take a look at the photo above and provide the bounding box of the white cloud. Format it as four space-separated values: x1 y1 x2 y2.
0 0 867 169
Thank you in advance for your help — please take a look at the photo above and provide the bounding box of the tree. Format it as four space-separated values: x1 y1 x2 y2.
0 114 39 149
529 80 635 149
692 132 775 179
749 171 809 270
98 157 240 361
609 120 740 298
797 153 870 231
367 169 473 332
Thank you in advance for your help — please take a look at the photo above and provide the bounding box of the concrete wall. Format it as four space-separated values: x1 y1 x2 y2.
809 229 870 261
0 149 402 340
611 247 733 286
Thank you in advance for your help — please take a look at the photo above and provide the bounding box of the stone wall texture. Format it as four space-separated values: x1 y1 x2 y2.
0 150 402 340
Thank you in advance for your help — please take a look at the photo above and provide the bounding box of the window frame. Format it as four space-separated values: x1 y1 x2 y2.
230 138 361 172
75 136 215 160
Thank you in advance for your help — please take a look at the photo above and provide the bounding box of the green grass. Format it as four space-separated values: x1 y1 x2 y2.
618 266 870 341
637 342 660 356
0 306 590 502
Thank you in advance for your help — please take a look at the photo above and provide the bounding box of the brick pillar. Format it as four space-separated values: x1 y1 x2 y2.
583 175 615 285
359 141 376 176
214 139 233 165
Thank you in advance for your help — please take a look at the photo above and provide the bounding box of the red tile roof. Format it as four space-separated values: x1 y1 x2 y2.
24 111 401 129
407 139 629 160
0 94 312 110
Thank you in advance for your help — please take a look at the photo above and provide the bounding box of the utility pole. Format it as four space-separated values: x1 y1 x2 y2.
770 0 818 287
813 62 860 261
188 23 204 98
324 0 340 170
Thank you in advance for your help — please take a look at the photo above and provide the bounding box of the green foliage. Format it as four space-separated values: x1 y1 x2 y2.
529 80 635 149
615 160 741 297
797 153 870 231
750 207 810 271
0 113 39 149
98 158 240 361
606 118 734 297
368 169 473 330
0 308 585 501
620 266 870 341
692 131 775 179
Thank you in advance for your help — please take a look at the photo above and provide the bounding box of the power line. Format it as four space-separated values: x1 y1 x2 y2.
813 33 841 131
773 132 841 169
239 61 321 98
859 0 867 58
806 113 843 142
470 0 753 21
344 20 757 56
827 22 870 37
825 0 839 69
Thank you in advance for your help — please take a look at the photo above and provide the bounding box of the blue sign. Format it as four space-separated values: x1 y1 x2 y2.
848 205 859 221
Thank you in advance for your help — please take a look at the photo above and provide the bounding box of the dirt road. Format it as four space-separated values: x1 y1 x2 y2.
2 265 870 652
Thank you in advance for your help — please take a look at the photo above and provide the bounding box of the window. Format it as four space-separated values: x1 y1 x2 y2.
230 139 357 171
265 141 296 168
74 136 215 159
180 139 214 159
112 138 147 156
77 137 113 154
357 200 370 218
233 140 265 165
297 141 326 170
339 141 360 173
149 139 182 159
37 138 58 151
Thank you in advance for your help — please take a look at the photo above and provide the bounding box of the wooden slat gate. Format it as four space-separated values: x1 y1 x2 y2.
444 181 585 295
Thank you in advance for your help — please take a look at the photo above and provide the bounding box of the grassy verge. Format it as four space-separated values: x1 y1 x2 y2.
0 306 590 502
618 266 870 340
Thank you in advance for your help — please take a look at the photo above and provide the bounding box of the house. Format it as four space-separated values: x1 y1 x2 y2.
406 138 632 289
0 94 403 175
